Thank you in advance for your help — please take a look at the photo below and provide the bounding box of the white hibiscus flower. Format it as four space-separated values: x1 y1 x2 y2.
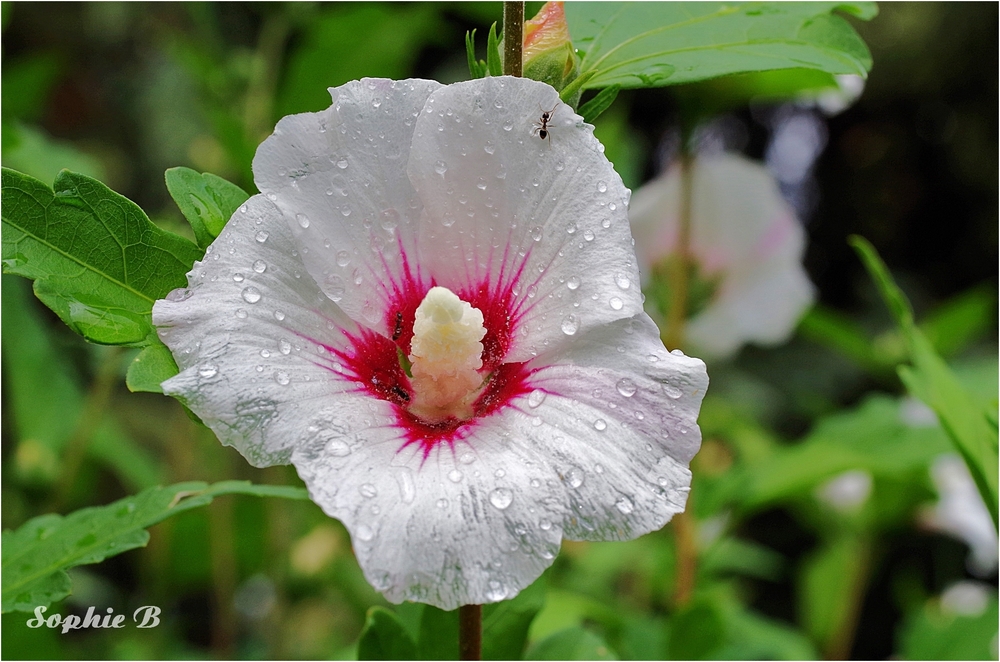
629 152 815 359
153 77 708 610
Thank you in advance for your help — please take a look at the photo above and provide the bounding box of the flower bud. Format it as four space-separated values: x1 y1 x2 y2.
523 2 580 99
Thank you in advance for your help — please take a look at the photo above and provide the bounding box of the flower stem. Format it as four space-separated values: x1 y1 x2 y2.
663 126 698 608
459 603 482 660
502 1 524 76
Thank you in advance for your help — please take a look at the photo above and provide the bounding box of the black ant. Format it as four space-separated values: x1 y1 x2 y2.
532 104 558 142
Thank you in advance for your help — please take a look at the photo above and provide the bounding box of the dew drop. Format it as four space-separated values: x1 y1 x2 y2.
336 250 351 267
295 213 310 228
561 314 580 336
484 141 495 154
663 384 684 399
594 419 607 431
527 389 546 408
235 308 248 319
336 158 349 169
489 488 513 510
436 498 449 509
494 468 506 478
274 371 290 385
616 378 637 397
434 160 448 175
566 467 584 489
260 349 271 358
609 296 624 310
459 452 476 465
279 340 292 355
583 230 595 241
255 230 269 243
615 274 631 290
198 364 218 378
601 218 611 229
396 469 416 503
274 310 285 321
356 525 374 542
328 440 351 457
242 287 262 304
539 519 552 531
233 272 245 282
566 277 581 290
486 580 508 601
502 120 513 131
530 226 543 242
597 180 608 193
359 483 378 498
380 209 399 230
448 470 463 483
252 260 267 273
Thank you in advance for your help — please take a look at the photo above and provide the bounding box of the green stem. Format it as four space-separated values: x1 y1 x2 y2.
502 1 524 76
459 603 482 660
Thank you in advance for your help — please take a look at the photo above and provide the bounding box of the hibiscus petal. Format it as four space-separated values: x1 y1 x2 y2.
253 78 443 335
406 76 643 361
153 195 379 465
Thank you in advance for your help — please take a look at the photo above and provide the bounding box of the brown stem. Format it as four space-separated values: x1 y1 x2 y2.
663 148 694 351
502 1 524 76
459 603 482 660
671 505 698 607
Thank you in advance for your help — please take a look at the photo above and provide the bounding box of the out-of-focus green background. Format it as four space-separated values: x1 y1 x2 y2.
2 3 996 660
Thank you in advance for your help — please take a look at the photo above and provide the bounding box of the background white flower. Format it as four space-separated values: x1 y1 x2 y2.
629 152 815 359
153 77 708 610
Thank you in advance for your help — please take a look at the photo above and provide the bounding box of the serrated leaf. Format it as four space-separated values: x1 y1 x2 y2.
1 168 203 345
526 626 617 660
164 167 249 249
483 578 546 660
1 480 309 613
565 2 876 90
851 236 999 528
126 333 180 393
358 607 418 660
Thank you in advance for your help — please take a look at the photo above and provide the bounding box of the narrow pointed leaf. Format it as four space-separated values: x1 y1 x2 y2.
578 85 621 124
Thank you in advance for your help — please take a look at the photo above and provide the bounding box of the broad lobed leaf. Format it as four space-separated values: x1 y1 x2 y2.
565 2 876 90
1 480 309 613
1 168 203 345
164 166 249 249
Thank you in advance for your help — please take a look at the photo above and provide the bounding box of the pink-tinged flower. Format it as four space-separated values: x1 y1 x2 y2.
629 152 815 359
153 77 707 610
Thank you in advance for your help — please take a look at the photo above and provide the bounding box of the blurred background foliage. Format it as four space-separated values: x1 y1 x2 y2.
1 2 997 660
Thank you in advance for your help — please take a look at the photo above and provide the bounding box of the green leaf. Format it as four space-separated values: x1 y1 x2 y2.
466 29 486 78
2 274 164 492
564 2 876 90
899 592 999 661
358 607 418 661
1 168 203 345
920 285 997 358
851 236 999 528
714 607 819 660
1 480 309 613
417 605 458 660
125 333 180 393
164 167 249 249
578 85 621 124
667 600 725 659
798 304 893 375
483 579 547 660
799 533 871 656
526 626 617 660
675 67 846 117
486 22 503 77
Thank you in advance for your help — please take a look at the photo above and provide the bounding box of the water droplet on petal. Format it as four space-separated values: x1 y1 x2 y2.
609 296 623 310
233 272 245 282
253 260 267 273
328 440 351 457
567 277 580 290
436 498 449 509
530 226 543 242
616 378 637 397
594 419 607 431
615 274 631 290
279 340 292 355
664 384 683 399
486 580 508 601
242 287 262 304
296 213 310 228
566 467 584 488
494 468 506 478
274 371 290 385
539 519 552 531
255 231 269 243
380 209 399 230
198 364 218 378
434 160 448 175
489 488 513 510
583 230 595 241
357 525 374 541
615 496 634 514
359 483 378 498
337 159 349 169
561 315 580 336
236 308 248 319
396 469 416 503
274 310 285 321
503 120 513 131
601 218 611 229
484 141 495 154
527 389 546 408
459 452 476 465
597 180 608 193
